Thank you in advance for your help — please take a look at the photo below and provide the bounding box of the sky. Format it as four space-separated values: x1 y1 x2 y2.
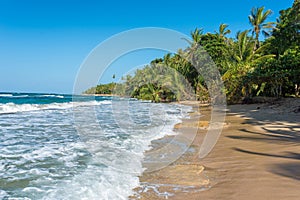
0 0 294 94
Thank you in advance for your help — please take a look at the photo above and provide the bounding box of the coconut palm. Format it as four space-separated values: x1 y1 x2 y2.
248 6 274 49
216 23 231 38
223 30 275 102
191 28 203 43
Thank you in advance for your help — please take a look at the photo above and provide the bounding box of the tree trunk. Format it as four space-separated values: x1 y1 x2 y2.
254 30 260 51
296 84 300 96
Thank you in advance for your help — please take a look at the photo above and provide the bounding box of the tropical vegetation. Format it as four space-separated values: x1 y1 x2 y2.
85 1 299 104
84 82 117 95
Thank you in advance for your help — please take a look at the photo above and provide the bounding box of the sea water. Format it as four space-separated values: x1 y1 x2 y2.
0 93 191 200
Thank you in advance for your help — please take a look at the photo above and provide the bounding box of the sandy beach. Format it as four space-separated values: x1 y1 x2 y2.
133 98 300 199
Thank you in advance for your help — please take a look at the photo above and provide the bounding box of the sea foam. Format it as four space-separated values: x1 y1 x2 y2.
0 100 111 114
0 95 191 200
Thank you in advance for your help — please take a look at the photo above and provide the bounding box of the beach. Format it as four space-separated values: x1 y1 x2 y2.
134 98 300 199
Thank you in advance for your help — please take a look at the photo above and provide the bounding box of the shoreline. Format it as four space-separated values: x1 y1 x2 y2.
132 98 300 199
131 102 213 199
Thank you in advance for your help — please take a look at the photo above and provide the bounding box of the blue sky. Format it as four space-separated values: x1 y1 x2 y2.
0 0 294 94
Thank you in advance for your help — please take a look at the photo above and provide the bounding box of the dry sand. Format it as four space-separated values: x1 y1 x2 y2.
132 98 300 200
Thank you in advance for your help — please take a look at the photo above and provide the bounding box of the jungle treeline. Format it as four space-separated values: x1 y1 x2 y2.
85 1 299 104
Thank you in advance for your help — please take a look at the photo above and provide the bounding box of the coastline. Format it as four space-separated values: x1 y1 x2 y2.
131 102 213 199
132 98 300 199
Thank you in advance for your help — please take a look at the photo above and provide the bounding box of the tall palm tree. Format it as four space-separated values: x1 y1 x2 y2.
248 6 273 49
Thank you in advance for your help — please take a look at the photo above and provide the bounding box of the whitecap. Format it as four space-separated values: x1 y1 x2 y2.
0 100 112 114
0 190 8 199
10 95 29 98
0 94 13 97
37 94 64 98
23 187 44 193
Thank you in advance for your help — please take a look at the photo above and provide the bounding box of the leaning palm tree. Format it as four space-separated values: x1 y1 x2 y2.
248 6 274 50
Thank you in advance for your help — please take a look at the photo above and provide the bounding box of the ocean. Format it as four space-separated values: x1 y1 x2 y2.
0 92 191 200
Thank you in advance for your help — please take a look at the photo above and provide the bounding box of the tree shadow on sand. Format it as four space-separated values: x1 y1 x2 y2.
226 102 300 181
233 148 300 160
227 127 300 145
269 163 300 181
233 148 300 181
226 102 300 145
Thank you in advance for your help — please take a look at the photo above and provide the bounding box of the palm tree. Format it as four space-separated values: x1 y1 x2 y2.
191 28 203 43
216 23 231 38
163 53 172 67
248 6 273 50
233 30 254 65
223 30 275 102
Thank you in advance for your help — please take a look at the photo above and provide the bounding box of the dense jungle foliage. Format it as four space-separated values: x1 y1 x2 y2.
84 1 299 104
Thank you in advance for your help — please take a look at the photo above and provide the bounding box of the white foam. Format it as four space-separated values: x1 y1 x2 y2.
23 187 44 193
0 190 8 199
40 95 56 97
0 100 111 114
38 94 64 98
0 94 29 98
0 94 13 97
12 95 29 98
43 165 140 200
0 100 191 200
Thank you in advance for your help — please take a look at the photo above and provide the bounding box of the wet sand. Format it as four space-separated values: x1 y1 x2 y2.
133 98 300 199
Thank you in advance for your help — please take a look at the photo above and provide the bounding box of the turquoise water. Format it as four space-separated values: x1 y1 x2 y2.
0 93 190 200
